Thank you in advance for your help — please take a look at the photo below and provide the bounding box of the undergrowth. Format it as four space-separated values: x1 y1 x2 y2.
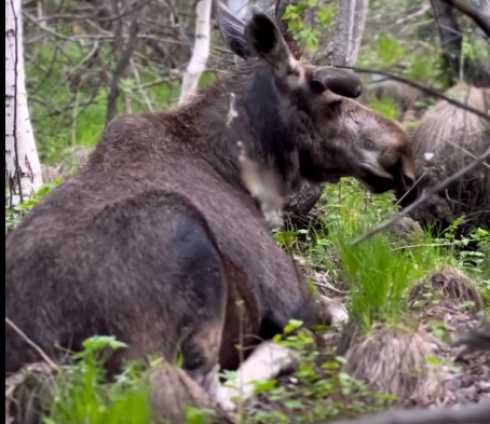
7 10 489 420
38 328 397 424
6 171 489 424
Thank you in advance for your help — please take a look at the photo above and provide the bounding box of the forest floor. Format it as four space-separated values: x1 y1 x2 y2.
5 183 490 424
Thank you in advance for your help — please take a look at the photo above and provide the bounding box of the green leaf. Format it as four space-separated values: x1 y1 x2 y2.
375 35 405 67
284 319 303 335
82 336 128 352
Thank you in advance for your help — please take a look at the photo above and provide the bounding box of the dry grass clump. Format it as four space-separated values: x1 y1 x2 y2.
338 324 447 404
390 216 424 242
409 266 484 315
451 319 490 358
5 362 57 424
404 84 490 236
147 362 233 424
5 359 234 424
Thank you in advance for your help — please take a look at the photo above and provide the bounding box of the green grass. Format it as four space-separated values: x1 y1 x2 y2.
317 180 443 330
7 175 489 424
26 40 217 166
368 96 400 121
41 337 153 424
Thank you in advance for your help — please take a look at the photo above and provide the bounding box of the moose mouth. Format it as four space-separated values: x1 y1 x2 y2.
324 174 343 183
360 172 398 195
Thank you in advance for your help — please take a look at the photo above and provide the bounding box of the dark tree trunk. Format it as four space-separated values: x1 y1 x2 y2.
430 0 490 88
430 0 463 87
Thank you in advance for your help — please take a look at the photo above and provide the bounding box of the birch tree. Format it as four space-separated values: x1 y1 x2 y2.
178 0 213 105
333 0 370 67
5 0 43 207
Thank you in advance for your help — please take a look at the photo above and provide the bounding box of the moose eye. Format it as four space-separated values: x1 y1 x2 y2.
404 174 415 187
309 79 325 94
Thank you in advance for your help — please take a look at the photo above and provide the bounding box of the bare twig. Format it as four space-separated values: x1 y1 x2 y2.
326 401 490 424
439 0 490 37
336 66 490 122
351 146 490 246
105 11 141 124
5 317 60 372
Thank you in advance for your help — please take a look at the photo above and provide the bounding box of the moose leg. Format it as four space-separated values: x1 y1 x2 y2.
170 213 229 398
181 322 224 397
216 341 298 411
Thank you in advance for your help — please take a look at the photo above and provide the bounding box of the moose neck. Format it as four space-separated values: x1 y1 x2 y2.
177 62 302 197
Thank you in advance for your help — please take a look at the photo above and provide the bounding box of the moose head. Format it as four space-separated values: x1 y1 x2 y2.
215 1 415 198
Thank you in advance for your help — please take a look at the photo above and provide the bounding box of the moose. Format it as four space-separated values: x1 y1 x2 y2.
5 1 416 414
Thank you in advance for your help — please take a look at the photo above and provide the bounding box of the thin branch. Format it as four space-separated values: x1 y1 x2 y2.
439 0 490 37
351 146 490 246
336 66 490 122
326 400 490 424
105 13 141 124
5 317 60 372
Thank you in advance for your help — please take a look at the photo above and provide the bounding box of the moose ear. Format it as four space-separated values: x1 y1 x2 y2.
243 8 294 76
217 2 252 58
311 67 363 98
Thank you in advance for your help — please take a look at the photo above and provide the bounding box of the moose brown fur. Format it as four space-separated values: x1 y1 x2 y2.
5 3 415 410
398 83 490 235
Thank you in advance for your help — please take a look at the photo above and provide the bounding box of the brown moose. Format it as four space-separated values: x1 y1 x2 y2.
5 1 416 415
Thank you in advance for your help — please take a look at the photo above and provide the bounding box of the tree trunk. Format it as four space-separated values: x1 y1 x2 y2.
283 0 369 226
470 0 490 87
430 0 490 88
5 0 43 207
179 0 213 105
333 0 369 67
430 0 463 87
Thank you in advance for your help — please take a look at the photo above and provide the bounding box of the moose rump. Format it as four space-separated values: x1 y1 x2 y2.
5 186 230 384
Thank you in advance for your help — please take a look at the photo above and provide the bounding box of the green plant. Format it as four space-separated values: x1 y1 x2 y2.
368 96 400 120
6 179 62 230
319 180 444 330
241 321 396 423
282 0 337 53
45 336 152 424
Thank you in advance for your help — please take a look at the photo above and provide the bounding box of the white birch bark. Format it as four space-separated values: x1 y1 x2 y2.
333 0 369 67
5 0 43 206
178 0 213 105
